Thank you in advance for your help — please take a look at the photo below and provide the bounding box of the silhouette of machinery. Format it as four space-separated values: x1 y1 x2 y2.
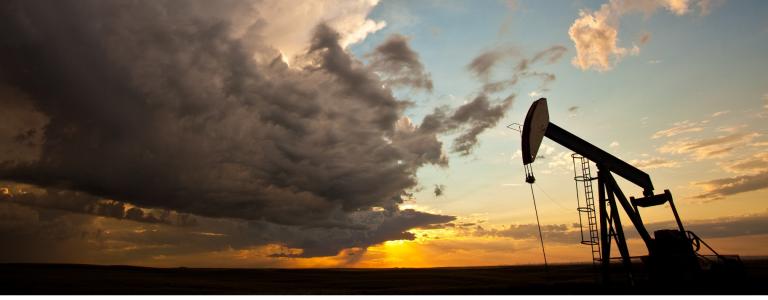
520 98 743 283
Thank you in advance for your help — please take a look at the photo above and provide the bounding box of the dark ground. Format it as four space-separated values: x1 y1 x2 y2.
2 259 767 295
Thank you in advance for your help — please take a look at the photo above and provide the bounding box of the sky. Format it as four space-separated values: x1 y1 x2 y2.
0 0 766 268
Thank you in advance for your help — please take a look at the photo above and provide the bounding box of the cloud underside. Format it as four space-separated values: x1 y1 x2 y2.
695 171 768 200
0 201 453 263
4 197 766 265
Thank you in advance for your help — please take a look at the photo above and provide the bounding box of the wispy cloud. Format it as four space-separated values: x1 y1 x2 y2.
693 171 768 200
711 110 730 117
764 93 768 109
721 152 768 175
716 124 747 133
652 120 708 139
658 132 760 160
457 209 768 243
693 149 768 200
630 157 680 169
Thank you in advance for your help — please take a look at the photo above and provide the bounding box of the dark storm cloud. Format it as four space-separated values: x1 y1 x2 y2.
0 1 473 230
0 184 197 226
416 94 515 156
450 94 515 155
366 34 433 91
0 1 572 261
274 209 455 257
433 184 445 197
0 202 103 263
0 201 454 263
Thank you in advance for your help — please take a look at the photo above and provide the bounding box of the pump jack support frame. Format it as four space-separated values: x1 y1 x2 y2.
546 122 687 279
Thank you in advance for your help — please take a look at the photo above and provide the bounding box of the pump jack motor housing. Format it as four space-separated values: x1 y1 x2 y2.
520 98 742 282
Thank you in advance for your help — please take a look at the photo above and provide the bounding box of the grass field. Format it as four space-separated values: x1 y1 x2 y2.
2 259 767 294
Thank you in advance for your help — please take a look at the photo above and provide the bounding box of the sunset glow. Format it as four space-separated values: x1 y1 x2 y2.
1 0 767 270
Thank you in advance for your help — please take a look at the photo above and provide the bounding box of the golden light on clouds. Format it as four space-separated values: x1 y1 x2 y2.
0 0 766 272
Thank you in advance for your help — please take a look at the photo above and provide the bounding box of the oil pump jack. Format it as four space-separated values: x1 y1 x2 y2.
520 98 742 282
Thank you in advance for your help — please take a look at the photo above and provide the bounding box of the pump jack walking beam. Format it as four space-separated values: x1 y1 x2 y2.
545 123 654 196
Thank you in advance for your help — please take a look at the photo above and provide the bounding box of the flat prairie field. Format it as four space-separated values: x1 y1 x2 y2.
2 259 767 295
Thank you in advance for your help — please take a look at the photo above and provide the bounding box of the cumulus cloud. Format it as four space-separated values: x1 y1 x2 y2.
365 34 433 91
568 6 626 71
569 0 715 71
256 0 386 64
